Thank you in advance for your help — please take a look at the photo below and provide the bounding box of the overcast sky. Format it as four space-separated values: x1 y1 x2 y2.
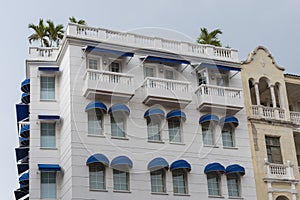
1 0 300 199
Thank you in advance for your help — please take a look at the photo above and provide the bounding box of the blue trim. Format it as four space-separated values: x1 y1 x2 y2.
17 164 29 175
19 172 29 185
86 46 134 57
226 164 245 175
14 189 28 200
38 67 59 71
166 110 186 120
220 116 239 127
21 79 30 93
147 157 169 171
21 93 30 104
38 115 60 120
16 104 29 123
201 63 241 72
85 101 107 113
199 114 219 124
204 162 225 174
38 164 61 171
15 148 29 162
111 156 133 169
145 56 190 65
86 153 110 166
170 160 191 171
144 108 165 118
20 125 30 138
20 137 29 147
108 104 130 114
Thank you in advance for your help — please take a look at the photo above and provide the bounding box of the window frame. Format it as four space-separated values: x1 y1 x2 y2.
89 163 106 191
197 68 208 86
40 76 56 100
109 59 122 73
207 172 222 197
222 123 235 148
265 136 283 164
201 122 216 146
226 173 241 198
168 117 182 143
172 169 188 195
144 64 157 78
113 169 130 192
87 56 101 70
87 109 104 136
110 112 127 138
147 116 163 142
40 122 56 148
40 171 57 199
150 168 167 194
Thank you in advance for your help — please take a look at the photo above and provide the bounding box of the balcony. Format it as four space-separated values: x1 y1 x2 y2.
264 160 295 180
83 69 135 102
250 105 287 121
141 77 192 108
290 111 300 125
195 84 243 114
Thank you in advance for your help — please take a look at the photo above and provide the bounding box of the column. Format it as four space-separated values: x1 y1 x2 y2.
254 82 260 105
270 85 277 108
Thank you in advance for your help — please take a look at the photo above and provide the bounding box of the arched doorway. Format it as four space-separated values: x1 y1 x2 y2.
276 195 289 200
258 77 271 106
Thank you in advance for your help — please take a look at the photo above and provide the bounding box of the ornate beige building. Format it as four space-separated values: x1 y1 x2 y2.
241 46 300 200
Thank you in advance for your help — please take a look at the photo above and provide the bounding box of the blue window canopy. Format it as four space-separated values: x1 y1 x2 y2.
199 114 219 124
86 153 110 166
19 156 29 164
16 104 29 123
108 104 130 115
226 164 245 176
19 184 29 192
17 163 29 175
204 162 225 174
85 101 107 113
86 45 134 57
20 137 29 147
199 63 241 72
20 125 30 138
19 172 29 185
15 148 29 162
38 164 61 171
38 66 59 72
38 114 60 121
143 56 190 65
111 155 133 171
220 116 239 127
21 79 30 93
147 157 169 171
21 93 30 104
14 189 28 200
170 160 191 172
144 108 165 118
167 110 186 121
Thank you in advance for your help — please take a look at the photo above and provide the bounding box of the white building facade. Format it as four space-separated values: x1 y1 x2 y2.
14 23 257 200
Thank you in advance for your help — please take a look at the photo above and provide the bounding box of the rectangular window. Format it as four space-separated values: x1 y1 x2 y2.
147 117 161 141
222 124 234 147
89 163 105 190
113 169 129 191
172 169 188 194
197 70 207 86
150 169 166 193
41 172 56 199
40 76 55 100
110 61 121 73
111 115 126 138
165 69 174 80
227 174 240 197
168 119 181 143
88 58 99 70
207 173 221 196
144 66 155 78
265 136 283 163
202 123 214 145
41 123 56 148
88 110 103 135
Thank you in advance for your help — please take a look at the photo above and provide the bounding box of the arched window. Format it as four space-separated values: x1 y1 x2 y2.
144 108 165 142
225 164 245 198
204 162 225 196
148 157 169 193
220 116 239 148
167 110 186 143
276 196 289 200
86 154 109 190
85 101 107 136
170 160 191 195
111 156 133 192
258 77 271 106
109 104 130 138
199 114 219 146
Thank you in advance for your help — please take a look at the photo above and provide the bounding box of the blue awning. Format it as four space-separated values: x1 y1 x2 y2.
108 104 130 114
85 101 107 113
16 104 29 123
21 93 30 104
144 108 165 118
86 153 110 166
111 156 133 170
20 125 30 138
38 115 60 120
21 79 30 93
199 114 219 124
20 137 29 147
226 164 245 176
19 184 29 191
220 116 239 127
204 162 225 174
38 164 61 171
17 164 29 175
145 56 190 65
86 46 134 57
19 156 29 164
170 160 191 171
15 148 29 162
200 63 241 72
147 157 169 171
19 172 29 185
166 110 186 120
14 189 28 200
38 67 59 71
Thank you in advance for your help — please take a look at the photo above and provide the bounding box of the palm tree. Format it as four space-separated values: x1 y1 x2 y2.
46 20 64 47
28 19 49 47
69 16 86 25
197 28 223 47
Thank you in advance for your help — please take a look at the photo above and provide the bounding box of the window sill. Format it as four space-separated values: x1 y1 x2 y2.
111 136 129 140
173 193 190 196
87 134 105 138
113 190 131 193
148 140 164 144
208 195 224 198
151 192 168 195
40 147 57 150
228 197 243 199
89 189 108 192
169 142 185 145
40 99 57 102
203 145 219 148
223 146 238 150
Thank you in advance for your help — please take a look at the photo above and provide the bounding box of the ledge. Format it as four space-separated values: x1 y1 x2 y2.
173 193 190 197
208 195 224 198
111 136 129 140
223 146 238 150
113 190 131 193
148 140 165 144
151 192 168 195
89 189 108 192
87 134 105 138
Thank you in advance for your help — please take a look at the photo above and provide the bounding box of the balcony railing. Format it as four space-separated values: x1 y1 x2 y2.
195 84 243 114
141 77 191 107
83 69 135 101
28 47 59 60
290 111 300 125
250 105 287 121
265 159 295 180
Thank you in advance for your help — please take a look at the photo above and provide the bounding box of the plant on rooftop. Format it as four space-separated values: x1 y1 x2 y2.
69 16 86 25
197 27 223 47
28 19 49 47
46 20 64 47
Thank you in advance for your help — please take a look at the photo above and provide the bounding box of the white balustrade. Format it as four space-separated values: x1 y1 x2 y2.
142 77 190 92
290 111 300 124
85 70 133 85
250 105 286 121
265 159 295 180
29 47 59 58
195 84 242 99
